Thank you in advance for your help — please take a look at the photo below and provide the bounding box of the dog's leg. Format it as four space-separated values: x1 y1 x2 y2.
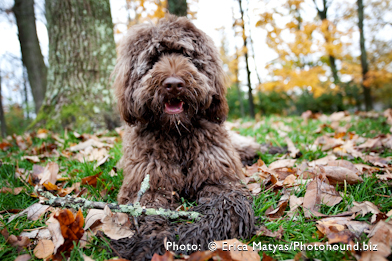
171 184 255 253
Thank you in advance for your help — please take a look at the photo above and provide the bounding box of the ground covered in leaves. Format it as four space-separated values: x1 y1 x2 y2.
1 110 392 261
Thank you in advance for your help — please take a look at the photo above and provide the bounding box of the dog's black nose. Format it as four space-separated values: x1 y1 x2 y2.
163 77 184 94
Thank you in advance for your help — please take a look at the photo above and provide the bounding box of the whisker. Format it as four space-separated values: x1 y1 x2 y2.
179 120 190 133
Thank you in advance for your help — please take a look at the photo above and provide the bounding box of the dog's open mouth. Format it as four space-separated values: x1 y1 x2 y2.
164 100 184 114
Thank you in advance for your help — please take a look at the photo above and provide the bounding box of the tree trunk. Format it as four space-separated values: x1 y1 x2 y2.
235 51 245 118
0 73 7 138
36 0 118 131
13 0 47 114
167 0 187 16
357 0 373 111
237 0 255 118
314 0 340 84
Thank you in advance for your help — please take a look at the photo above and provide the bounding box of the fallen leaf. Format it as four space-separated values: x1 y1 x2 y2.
46 214 64 253
255 226 284 239
34 239 54 259
283 174 296 186
350 201 382 223
14 254 31 261
101 206 134 240
0 140 12 151
268 159 296 170
21 156 40 163
322 166 363 185
69 139 110 151
20 228 52 240
308 155 337 167
364 155 391 168
39 162 59 185
0 187 24 195
7 235 31 252
82 172 103 187
247 183 261 195
53 209 84 258
285 137 301 158
151 251 174 261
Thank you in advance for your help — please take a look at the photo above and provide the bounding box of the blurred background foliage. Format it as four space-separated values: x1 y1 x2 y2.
0 0 391 135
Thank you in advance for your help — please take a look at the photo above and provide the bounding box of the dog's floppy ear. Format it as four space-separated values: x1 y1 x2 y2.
112 23 156 125
204 71 229 124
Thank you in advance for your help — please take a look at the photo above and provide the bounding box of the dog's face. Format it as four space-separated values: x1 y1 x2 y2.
112 15 228 131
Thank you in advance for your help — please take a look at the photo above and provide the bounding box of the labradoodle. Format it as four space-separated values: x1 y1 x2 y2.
110 15 258 261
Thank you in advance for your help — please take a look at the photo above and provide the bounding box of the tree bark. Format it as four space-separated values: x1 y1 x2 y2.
0 73 7 138
167 0 187 16
313 0 340 84
37 0 118 131
237 0 255 118
357 0 373 111
13 0 47 114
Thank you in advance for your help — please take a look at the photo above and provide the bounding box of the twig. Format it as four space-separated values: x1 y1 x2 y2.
133 174 151 232
36 188 201 220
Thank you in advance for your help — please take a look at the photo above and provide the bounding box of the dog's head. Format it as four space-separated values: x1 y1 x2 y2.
112 15 228 130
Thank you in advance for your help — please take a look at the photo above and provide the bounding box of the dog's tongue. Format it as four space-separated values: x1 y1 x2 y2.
165 101 184 114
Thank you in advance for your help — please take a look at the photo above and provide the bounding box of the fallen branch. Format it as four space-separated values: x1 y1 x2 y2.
36 175 201 221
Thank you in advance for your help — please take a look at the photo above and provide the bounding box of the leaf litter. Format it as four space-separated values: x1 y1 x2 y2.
1 110 392 260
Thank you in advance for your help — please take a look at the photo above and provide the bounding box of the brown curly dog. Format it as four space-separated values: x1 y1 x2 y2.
110 15 257 261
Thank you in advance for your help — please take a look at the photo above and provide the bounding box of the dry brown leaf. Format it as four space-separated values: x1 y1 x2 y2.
0 187 24 195
268 159 296 170
364 155 391 168
20 228 52 240
151 251 174 261
266 193 289 218
326 160 361 175
357 137 383 150
7 235 31 252
322 166 363 185
14 254 31 261
39 162 59 185
289 195 303 213
255 226 284 239
285 137 301 158
101 206 134 240
21 155 40 163
362 221 392 259
329 111 346 122
0 140 12 151
308 155 337 167
84 209 105 231
283 174 296 186
316 219 345 236
376 170 392 181
69 139 110 151
81 172 103 187
350 201 383 223
247 183 261 195
46 214 64 253
327 230 356 245
26 203 50 220
319 182 342 207
34 239 54 259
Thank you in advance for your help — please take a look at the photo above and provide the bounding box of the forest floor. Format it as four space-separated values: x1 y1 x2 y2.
0 110 392 261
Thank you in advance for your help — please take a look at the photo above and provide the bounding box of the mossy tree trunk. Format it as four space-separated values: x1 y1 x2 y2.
37 0 118 131
13 0 47 114
167 0 187 16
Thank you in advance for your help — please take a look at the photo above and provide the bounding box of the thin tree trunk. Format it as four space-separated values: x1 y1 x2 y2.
0 73 7 138
357 0 373 111
313 0 340 84
23 67 29 120
167 0 187 16
36 0 118 131
237 0 255 118
13 0 47 114
235 49 245 118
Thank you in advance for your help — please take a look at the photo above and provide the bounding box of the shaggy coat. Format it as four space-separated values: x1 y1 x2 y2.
111 15 255 260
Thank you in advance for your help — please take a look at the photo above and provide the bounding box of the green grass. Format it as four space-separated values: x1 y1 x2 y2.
0 115 391 260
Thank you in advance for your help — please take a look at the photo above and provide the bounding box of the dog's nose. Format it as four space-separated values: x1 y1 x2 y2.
163 77 184 94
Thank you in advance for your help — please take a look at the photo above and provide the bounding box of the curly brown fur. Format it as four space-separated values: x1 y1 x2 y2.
111 15 256 260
